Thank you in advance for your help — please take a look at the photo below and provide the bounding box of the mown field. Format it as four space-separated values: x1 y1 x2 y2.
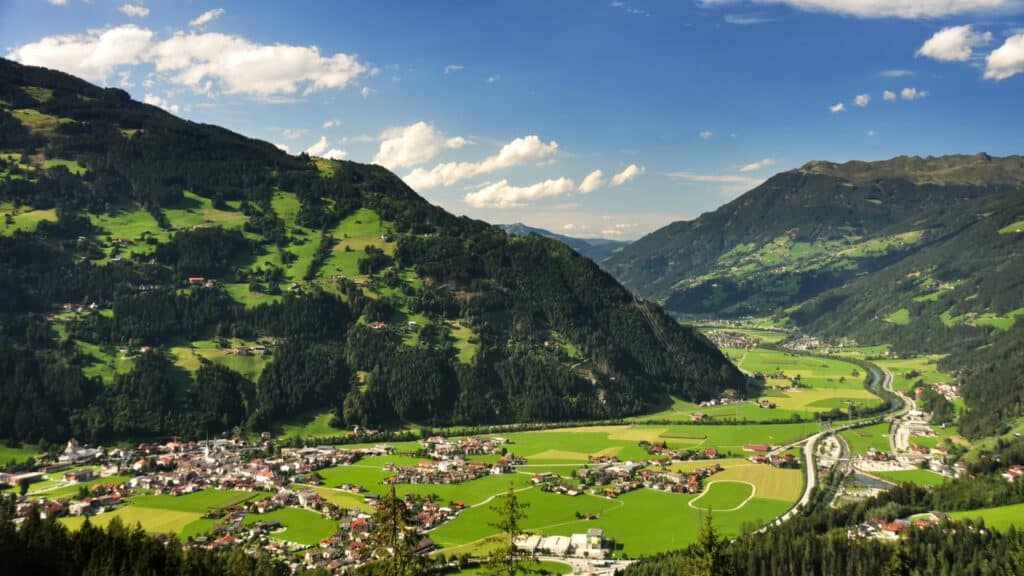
873 469 950 487
0 443 40 465
948 502 1024 531
839 422 891 456
874 355 954 393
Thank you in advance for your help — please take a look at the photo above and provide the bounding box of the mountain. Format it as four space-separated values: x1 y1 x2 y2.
605 153 1024 436
0 59 744 444
499 222 628 262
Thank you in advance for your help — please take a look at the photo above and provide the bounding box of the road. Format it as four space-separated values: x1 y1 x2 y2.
760 361 896 529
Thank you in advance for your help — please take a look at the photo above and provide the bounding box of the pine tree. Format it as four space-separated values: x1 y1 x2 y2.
484 484 536 576
688 512 733 576
366 484 424 576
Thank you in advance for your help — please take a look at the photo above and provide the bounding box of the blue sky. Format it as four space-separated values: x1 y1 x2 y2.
3 0 1023 239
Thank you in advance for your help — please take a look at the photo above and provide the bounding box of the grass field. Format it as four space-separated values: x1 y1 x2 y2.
886 308 911 325
840 422 891 456
458 560 571 575
875 355 953 392
433 485 793 557
242 507 339 545
319 207 396 280
0 203 58 235
75 340 135 384
42 475 134 500
62 506 203 535
949 502 1024 530
697 326 789 344
163 190 248 231
132 489 267 513
278 411 341 439
690 481 754 510
169 338 271 380
873 469 950 487
729 348 867 390
0 443 40 465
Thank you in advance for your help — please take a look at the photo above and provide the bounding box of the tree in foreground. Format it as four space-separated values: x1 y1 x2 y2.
681 512 733 576
484 483 537 575
365 484 425 576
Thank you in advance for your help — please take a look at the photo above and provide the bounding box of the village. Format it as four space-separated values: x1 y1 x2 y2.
0 433 504 573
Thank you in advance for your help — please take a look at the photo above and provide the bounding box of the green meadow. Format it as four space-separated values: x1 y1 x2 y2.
242 507 339 545
949 502 1024 531
839 422 891 456
872 469 950 487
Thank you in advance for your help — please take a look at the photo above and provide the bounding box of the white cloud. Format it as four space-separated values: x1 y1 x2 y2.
464 177 576 208
610 164 644 186
149 31 368 97
443 64 464 74
372 121 468 170
917 25 992 62
666 171 763 185
880 69 914 77
487 75 499 84
867 129 877 136
829 102 845 113
281 128 306 140
305 136 330 156
6 25 153 83
323 148 347 160
49 0 68 5
143 93 178 114
120 4 150 18
360 86 374 98
738 157 775 172
699 0 1021 19
275 143 291 153
984 33 1024 80
883 89 897 101
578 170 606 194
601 228 625 237
699 130 713 139
8 25 369 99
322 118 341 129
901 87 927 100
404 135 559 190
610 1 650 16
724 13 775 24
189 8 225 27
854 93 870 107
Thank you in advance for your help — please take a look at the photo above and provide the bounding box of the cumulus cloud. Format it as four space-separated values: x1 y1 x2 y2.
739 158 775 172
322 118 341 129
189 8 225 27
578 170 606 194
698 0 1021 19
404 135 559 190
149 31 368 97
699 130 713 139
143 93 178 113
880 69 914 77
829 102 845 113
883 90 897 101
372 121 468 170
6 25 153 83
464 177 576 208
985 33 1024 80
610 164 644 186
854 93 870 107
120 4 150 18
305 136 330 156
443 64 464 74
917 25 992 62
901 87 927 100
7 25 368 99
322 148 347 160
49 0 68 5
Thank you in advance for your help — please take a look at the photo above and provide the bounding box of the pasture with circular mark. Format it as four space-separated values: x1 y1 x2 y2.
690 480 756 511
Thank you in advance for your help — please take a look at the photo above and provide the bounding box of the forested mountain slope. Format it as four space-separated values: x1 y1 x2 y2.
0 58 745 444
606 154 1024 318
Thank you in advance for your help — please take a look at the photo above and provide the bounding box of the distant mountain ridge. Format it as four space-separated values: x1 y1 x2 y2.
604 152 1024 437
499 222 628 263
